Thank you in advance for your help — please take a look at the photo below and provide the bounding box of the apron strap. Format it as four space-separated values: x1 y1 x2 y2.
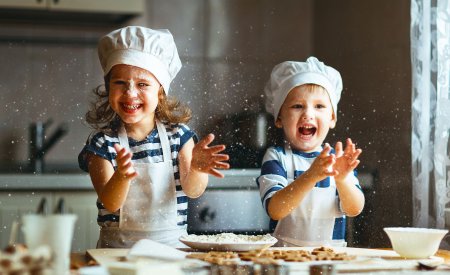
284 144 295 181
118 120 172 163
118 124 130 151
155 121 171 163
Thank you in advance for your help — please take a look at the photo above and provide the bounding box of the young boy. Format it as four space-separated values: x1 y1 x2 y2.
258 57 365 247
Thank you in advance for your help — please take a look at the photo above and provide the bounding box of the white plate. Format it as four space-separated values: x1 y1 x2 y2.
179 236 278 252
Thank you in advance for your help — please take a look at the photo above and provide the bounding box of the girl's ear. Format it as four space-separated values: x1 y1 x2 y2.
158 87 165 100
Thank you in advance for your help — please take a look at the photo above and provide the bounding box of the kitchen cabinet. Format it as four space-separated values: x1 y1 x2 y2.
0 191 99 252
0 0 145 14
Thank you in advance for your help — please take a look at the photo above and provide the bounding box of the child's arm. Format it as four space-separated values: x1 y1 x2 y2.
268 144 337 220
178 134 230 198
333 138 365 216
87 144 137 212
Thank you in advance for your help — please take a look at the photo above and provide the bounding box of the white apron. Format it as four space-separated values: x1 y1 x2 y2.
98 120 187 248
273 145 343 247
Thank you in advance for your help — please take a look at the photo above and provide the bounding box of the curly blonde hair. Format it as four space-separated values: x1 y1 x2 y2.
85 74 192 133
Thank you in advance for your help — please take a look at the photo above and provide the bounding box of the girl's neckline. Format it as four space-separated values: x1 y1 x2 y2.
122 120 157 142
127 127 158 143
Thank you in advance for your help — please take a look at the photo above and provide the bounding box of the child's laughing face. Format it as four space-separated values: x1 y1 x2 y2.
108 64 161 127
276 85 336 152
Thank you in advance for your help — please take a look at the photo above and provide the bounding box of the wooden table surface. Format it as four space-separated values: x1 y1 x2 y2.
70 248 450 272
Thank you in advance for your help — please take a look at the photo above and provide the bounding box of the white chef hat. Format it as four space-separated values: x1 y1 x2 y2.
98 26 182 94
264 56 342 121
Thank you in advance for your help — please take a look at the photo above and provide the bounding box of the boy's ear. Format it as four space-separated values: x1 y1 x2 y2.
275 117 283 128
329 114 337 129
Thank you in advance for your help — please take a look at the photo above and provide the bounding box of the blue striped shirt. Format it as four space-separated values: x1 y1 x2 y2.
257 146 362 240
78 122 196 229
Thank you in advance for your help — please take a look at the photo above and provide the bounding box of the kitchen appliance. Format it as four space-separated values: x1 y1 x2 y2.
217 111 283 168
187 169 271 234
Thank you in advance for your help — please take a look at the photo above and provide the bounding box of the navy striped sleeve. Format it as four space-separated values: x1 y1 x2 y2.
78 132 116 172
177 124 197 149
261 160 287 178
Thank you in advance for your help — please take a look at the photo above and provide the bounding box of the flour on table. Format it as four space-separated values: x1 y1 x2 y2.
182 233 275 243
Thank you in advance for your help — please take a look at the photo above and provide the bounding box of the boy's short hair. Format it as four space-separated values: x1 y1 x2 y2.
265 57 342 121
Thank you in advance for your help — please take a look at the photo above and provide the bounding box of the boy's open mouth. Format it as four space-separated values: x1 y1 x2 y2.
298 125 316 136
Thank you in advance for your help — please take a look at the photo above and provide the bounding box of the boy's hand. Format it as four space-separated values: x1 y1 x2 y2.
113 144 138 179
306 143 338 182
191 134 230 178
333 138 362 182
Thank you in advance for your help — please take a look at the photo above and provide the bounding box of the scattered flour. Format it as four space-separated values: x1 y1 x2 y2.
182 233 275 243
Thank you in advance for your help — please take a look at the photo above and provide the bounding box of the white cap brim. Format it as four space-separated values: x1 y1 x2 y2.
105 49 171 93
273 72 337 121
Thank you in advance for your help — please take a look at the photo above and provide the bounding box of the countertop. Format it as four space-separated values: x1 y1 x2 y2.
0 169 262 191
0 174 93 191
0 168 375 191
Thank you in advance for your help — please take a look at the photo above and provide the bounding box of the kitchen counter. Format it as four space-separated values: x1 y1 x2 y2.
0 169 374 191
0 169 260 191
0 174 93 190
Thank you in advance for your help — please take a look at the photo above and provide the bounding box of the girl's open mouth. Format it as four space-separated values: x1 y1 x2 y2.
121 103 142 113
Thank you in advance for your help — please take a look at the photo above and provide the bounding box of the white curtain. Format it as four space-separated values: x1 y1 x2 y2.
411 0 450 246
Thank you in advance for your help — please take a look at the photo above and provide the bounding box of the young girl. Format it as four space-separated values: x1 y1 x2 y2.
78 26 229 248
258 57 365 247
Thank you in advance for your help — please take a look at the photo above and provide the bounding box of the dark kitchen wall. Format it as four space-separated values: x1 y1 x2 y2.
313 0 412 247
0 0 314 171
140 0 315 168
0 25 105 169
141 0 315 136
0 0 412 248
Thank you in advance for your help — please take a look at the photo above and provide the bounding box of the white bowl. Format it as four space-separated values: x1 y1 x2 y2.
384 227 448 258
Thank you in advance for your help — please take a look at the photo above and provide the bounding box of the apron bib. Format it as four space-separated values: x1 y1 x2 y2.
98 120 186 248
273 145 341 247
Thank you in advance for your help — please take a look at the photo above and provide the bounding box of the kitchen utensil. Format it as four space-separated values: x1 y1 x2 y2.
54 198 66 214
36 197 49 215
384 227 448 258
8 220 19 245
22 214 77 275
417 260 450 270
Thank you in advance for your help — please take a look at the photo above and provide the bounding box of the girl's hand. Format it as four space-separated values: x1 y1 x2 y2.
113 144 138 179
191 134 230 178
305 143 338 182
333 138 362 182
